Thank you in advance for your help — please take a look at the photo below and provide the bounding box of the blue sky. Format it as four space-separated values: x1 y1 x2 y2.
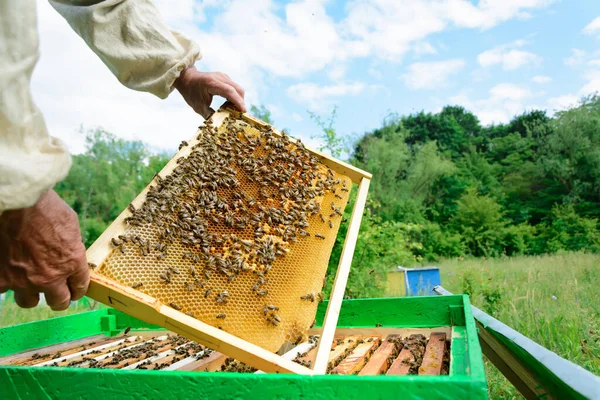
33 0 600 154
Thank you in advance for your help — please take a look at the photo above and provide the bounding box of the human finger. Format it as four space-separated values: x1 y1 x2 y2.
212 83 246 113
44 282 71 311
67 263 90 301
223 76 245 102
13 288 40 308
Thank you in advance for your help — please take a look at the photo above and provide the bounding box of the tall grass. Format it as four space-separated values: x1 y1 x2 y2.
0 292 102 328
437 252 600 399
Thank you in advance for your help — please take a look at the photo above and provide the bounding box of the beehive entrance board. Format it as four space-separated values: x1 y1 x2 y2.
85 103 371 375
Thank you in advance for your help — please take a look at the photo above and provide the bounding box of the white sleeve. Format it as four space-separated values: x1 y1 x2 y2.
0 0 72 213
49 0 202 99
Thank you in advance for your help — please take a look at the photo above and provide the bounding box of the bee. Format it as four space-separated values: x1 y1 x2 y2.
375 323 383 327
204 288 212 298
111 238 122 247
216 313 226 319
186 282 194 292
185 311 196 318
256 289 268 296
118 235 129 243
329 220 334 229
189 266 196 277
131 283 144 289
170 303 182 311
119 246 125 254
179 140 189 150
317 292 324 302
128 204 136 213
168 266 181 274
319 214 325 223
140 247 148 256
315 234 326 240
272 314 281 323
123 326 131 335
159 273 171 283
267 305 279 311
335 194 343 199
88 263 97 270
194 278 204 288
301 293 315 302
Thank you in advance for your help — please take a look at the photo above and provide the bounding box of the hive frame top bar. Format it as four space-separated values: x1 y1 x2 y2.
85 103 371 375
219 102 372 184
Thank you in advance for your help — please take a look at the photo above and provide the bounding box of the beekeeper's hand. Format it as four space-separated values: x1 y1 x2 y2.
0 190 89 311
174 66 246 119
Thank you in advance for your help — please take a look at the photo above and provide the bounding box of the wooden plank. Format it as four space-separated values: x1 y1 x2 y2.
0 335 107 366
313 177 371 374
476 321 547 400
332 337 381 375
386 347 414 376
419 332 446 375
32 336 144 367
177 351 228 372
358 336 400 376
326 335 362 371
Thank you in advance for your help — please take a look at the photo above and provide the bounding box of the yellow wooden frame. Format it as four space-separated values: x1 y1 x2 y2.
85 103 372 374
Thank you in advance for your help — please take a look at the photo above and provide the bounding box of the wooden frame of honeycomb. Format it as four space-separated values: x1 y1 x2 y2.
85 103 371 375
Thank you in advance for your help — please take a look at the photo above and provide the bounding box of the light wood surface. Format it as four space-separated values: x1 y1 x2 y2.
313 177 371 374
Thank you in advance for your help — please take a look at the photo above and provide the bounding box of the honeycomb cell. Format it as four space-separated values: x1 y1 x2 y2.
98 115 351 352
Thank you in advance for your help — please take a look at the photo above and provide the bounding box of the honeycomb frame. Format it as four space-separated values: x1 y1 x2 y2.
85 103 372 375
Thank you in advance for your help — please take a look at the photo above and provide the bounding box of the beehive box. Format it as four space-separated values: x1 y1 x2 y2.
84 103 371 374
0 296 488 399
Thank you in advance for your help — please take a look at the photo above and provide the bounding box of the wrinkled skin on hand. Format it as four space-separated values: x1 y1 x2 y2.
0 190 89 311
175 66 246 118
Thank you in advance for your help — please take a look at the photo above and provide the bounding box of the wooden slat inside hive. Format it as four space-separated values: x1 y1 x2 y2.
2 328 450 376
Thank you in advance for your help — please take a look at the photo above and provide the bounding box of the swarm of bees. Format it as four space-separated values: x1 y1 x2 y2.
99 114 350 350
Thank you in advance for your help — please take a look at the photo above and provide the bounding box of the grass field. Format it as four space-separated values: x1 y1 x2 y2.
438 252 600 399
1 253 598 399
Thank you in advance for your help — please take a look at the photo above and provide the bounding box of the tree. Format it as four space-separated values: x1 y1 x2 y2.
250 105 273 124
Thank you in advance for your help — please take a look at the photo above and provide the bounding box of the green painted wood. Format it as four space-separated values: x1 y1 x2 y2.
449 305 466 326
315 295 463 328
462 295 487 381
0 367 488 400
0 296 487 399
0 309 109 357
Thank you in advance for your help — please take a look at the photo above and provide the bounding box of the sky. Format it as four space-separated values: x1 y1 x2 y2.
33 0 600 154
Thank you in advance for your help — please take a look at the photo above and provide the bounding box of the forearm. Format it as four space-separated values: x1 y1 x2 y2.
49 0 201 99
0 0 72 213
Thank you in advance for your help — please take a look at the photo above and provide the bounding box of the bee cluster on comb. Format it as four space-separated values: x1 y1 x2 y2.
96 113 352 352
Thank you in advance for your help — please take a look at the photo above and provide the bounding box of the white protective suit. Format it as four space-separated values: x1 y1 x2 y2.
0 0 201 212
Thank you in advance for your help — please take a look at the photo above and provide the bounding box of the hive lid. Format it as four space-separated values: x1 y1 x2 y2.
85 103 371 374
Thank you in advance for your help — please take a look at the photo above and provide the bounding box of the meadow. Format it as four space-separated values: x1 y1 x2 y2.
438 252 600 399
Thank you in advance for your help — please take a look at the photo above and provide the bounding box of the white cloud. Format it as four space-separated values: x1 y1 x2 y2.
478 40 541 70
547 95 580 111
413 41 438 56
564 49 587 67
532 75 552 83
287 82 367 110
402 59 465 90
583 16 600 37
291 112 304 122
449 83 535 125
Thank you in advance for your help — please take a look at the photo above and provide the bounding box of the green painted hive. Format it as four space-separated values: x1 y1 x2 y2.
0 295 487 399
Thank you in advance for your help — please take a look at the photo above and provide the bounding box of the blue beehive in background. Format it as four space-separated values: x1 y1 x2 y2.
385 266 441 297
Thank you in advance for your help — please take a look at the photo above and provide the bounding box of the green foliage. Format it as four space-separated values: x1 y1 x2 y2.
451 190 506 256
538 204 600 253
54 128 169 247
250 105 273 124
309 107 347 158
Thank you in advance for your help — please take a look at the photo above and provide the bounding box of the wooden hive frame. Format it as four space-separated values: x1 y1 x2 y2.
85 103 372 375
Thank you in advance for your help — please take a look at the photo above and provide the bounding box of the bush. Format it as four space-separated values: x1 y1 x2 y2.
410 222 466 261
501 223 537 255
537 204 600 253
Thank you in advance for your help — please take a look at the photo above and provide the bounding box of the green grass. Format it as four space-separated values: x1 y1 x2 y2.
437 252 600 399
0 293 103 328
